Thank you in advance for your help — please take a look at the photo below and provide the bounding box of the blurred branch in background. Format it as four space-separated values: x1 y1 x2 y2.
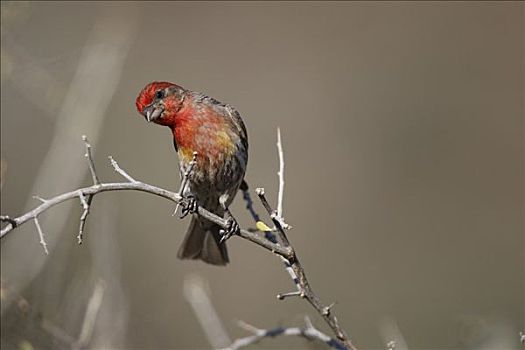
74 279 105 350
183 274 231 348
1 132 357 349
0 4 138 318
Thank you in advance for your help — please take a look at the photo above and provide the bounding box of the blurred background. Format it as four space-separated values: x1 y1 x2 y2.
1 2 523 349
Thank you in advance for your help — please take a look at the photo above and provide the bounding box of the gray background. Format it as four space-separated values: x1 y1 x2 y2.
1 2 523 349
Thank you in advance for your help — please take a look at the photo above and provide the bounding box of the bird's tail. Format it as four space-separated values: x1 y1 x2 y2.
177 216 229 265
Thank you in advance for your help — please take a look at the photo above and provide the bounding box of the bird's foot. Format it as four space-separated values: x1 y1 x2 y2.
180 195 198 219
219 216 240 244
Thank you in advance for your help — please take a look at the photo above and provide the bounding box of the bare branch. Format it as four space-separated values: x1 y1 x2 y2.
82 135 99 185
254 146 357 350
77 190 93 244
276 291 302 300
1 132 356 349
276 127 285 218
33 217 49 255
222 317 347 350
0 136 291 259
108 156 136 183
255 188 290 247
1 180 290 257
79 191 88 208
241 189 301 299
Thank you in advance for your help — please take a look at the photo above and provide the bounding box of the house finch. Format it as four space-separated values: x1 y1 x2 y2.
135 82 248 265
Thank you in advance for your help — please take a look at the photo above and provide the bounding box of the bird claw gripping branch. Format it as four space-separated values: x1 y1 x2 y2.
179 195 198 219
219 216 240 244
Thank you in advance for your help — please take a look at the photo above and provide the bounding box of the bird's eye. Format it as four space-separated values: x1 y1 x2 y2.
155 90 164 99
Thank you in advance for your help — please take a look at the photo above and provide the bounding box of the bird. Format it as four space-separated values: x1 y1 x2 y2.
135 82 248 265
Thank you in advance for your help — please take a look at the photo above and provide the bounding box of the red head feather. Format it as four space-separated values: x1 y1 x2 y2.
135 81 178 113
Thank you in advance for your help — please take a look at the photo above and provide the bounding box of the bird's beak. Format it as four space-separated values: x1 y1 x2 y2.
143 105 164 122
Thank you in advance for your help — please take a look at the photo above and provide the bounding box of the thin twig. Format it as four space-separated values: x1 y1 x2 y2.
257 186 352 346
77 191 93 244
237 131 355 349
108 156 136 183
276 127 285 218
82 135 99 185
33 195 48 203
255 188 290 247
255 188 290 238
75 136 103 243
242 186 301 298
222 317 347 350
33 217 49 255
255 141 356 350
277 290 302 300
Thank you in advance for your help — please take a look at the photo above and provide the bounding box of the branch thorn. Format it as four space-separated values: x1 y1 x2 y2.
33 195 47 203
322 302 336 316
277 291 301 300
82 135 100 185
34 217 49 255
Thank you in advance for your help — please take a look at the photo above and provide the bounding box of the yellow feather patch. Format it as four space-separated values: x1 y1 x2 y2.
216 130 235 154
179 147 194 162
